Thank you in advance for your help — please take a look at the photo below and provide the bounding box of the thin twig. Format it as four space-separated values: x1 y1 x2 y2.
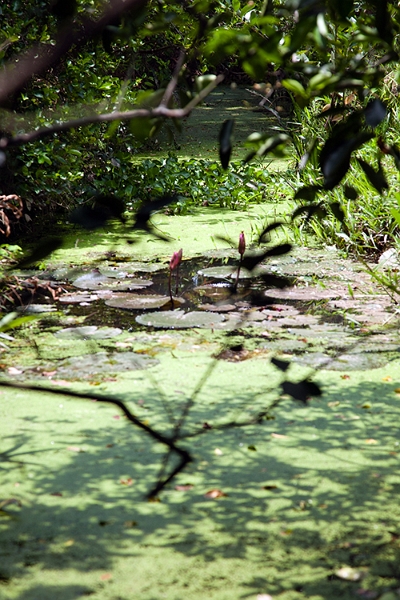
160 50 186 108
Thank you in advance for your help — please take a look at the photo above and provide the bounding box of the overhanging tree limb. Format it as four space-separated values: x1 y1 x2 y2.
0 75 224 149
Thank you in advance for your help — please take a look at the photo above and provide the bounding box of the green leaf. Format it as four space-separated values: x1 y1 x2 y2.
282 79 308 99
390 207 400 227
195 74 217 94
245 134 290 162
130 117 159 142
0 312 37 333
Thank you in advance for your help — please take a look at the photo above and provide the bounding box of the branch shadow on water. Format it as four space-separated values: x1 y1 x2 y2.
1 369 400 597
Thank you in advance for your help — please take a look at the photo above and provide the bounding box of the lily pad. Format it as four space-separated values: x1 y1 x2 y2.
55 326 123 339
198 303 236 312
103 261 165 274
105 293 185 311
59 293 100 304
55 352 158 379
198 266 251 279
72 270 153 292
295 351 392 371
136 310 225 329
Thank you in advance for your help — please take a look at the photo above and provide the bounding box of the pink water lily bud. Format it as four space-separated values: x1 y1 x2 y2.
169 248 183 270
238 231 246 257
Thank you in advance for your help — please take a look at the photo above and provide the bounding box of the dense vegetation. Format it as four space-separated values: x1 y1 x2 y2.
0 0 400 260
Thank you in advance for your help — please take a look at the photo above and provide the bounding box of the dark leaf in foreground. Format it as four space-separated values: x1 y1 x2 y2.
219 119 234 170
343 185 358 200
257 221 285 245
377 138 400 170
329 201 345 223
259 273 292 288
271 357 291 372
282 379 322 404
292 203 327 222
70 194 125 230
320 132 373 189
16 238 63 268
374 1 393 44
244 134 290 163
364 98 387 128
357 159 388 194
241 244 292 271
294 186 322 201
51 0 77 20
132 195 177 240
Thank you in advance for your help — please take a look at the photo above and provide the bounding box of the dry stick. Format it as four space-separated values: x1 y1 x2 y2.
0 380 191 498
0 75 224 150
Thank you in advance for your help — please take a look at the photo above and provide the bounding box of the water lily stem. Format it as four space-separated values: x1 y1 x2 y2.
168 270 175 308
234 258 242 292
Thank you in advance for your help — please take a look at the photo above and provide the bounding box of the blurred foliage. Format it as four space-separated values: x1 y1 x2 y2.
0 0 399 258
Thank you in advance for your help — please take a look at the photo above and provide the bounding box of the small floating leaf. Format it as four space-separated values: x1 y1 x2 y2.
73 271 153 291
335 566 364 581
175 485 194 492
53 352 158 380
204 489 228 499
135 310 225 329
105 294 184 311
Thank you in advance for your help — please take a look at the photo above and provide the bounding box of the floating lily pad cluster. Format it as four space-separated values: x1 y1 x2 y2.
70 265 230 329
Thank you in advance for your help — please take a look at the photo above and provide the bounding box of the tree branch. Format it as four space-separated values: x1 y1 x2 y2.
0 75 224 149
